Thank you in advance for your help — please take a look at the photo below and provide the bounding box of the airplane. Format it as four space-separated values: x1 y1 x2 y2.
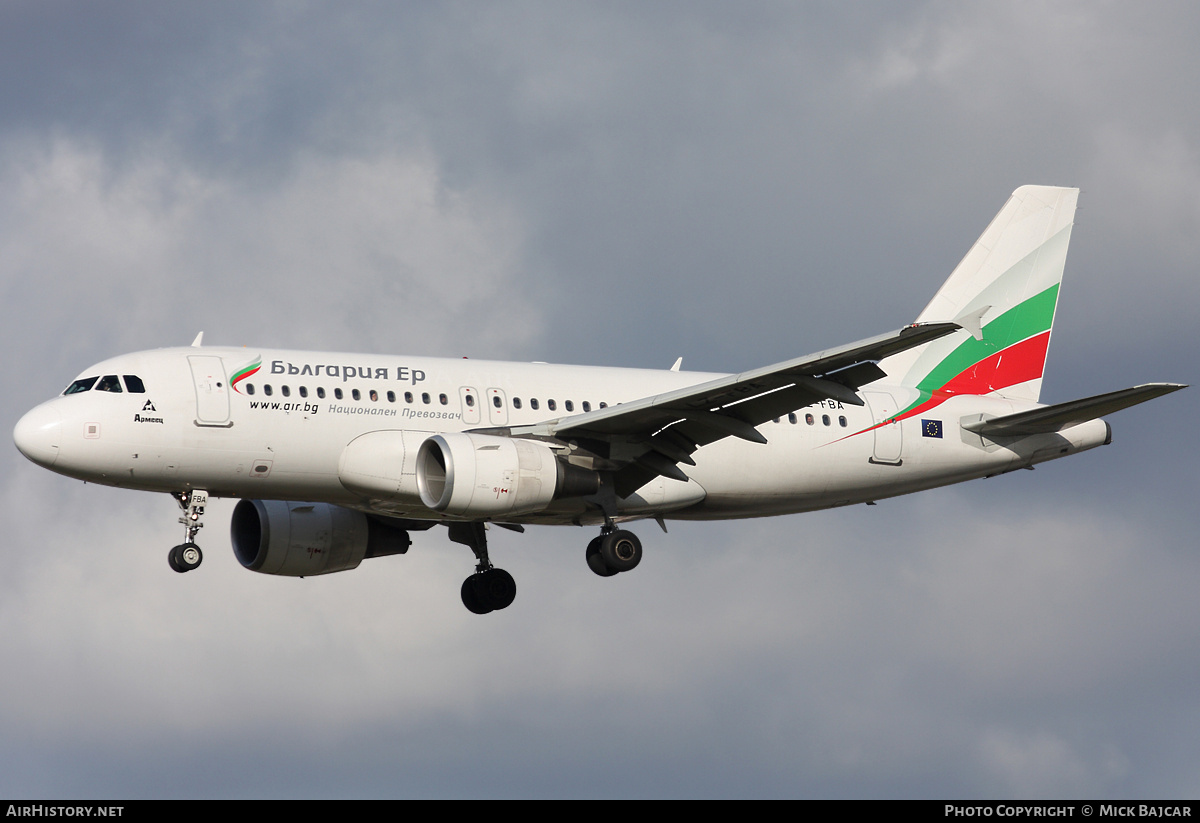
12 185 1185 614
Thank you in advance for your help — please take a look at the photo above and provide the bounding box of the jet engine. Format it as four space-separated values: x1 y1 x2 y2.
231 499 410 576
416 432 599 517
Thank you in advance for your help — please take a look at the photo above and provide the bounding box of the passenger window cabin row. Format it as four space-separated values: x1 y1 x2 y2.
245 383 411 403
245 383 848 427
773 412 848 427
243 383 609 413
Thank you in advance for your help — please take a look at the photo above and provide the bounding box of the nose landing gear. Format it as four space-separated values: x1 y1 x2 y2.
169 490 208 573
168 542 203 572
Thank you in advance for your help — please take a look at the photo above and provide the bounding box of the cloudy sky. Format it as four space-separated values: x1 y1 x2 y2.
1 2 1197 799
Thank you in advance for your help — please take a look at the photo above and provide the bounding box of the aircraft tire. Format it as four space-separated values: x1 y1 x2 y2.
168 545 186 573
600 530 642 574
178 542 203 572
474 568 517 611
461 576 492 614
586 536 617 577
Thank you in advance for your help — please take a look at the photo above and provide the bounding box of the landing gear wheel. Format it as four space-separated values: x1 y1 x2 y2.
461 568 517 614
600 530 642 573
168 542 202 573
477 568 517 610
461 576 493 615
586 535 617 577
179 542 202 570
170 490 208 574
449 523 518 614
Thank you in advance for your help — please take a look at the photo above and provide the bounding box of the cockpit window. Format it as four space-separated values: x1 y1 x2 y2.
63 376 98 395
95 375 123 393
123 375 146 393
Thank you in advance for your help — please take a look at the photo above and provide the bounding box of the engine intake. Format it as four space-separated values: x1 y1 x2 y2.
231 499 410 576
416 432 599 517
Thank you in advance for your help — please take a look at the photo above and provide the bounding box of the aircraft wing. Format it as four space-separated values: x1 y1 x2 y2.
497 322 959 496
963 383 1187 438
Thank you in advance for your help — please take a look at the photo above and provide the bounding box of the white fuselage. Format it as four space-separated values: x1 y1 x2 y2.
14 345 1110 527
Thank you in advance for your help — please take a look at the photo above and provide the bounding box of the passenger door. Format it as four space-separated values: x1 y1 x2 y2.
460 386 481 425
863 390 902 465
486 388 508 426
189 356 231 427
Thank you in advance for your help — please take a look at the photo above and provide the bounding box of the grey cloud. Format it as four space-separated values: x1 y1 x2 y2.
1 1 1196 798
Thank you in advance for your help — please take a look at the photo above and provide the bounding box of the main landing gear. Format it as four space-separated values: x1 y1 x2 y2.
169 489 208 573
585 528 643 577
449 522 517 615
582 479 643 577
447 521 644 614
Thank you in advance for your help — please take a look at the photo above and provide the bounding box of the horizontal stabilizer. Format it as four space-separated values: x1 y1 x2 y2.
963 383 1186 437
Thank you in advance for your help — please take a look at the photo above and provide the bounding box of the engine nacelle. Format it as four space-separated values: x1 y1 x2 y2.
416 432 599 517
230 499 410 577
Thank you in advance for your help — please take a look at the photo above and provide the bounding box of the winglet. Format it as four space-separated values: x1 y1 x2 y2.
670 357 683 372
191 332 204 347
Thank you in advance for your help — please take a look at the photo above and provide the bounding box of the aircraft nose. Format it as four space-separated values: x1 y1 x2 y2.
13 403 62 468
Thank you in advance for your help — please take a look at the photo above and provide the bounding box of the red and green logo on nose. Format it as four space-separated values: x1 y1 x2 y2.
230 357 262 394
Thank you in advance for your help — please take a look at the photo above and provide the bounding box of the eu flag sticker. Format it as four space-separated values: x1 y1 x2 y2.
922 419 943 438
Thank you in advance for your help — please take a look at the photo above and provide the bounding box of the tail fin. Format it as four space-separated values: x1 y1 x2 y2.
882 185 1079 404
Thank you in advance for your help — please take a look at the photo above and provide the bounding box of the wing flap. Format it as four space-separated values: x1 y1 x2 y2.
963 383 1186 437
